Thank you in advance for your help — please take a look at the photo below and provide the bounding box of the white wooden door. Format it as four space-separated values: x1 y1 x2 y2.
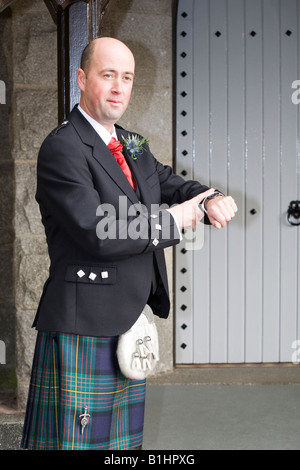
175 0 300 364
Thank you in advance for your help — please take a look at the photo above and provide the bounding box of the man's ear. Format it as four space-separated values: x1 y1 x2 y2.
77 68 86 91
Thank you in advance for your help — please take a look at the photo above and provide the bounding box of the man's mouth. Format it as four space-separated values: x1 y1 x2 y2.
108 100 122 106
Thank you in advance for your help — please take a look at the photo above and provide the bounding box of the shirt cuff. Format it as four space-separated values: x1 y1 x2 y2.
166 209 183 241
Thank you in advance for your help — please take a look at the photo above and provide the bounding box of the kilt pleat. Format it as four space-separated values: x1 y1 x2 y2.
21 331 146 450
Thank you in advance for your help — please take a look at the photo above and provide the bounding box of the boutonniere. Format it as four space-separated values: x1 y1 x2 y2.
121 134 149 160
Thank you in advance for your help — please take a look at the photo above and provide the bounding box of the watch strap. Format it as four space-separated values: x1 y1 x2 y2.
199 190 225 214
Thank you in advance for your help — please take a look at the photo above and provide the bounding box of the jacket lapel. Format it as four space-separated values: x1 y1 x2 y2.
93 136 139 205
69 108 139 205
116 128 153 210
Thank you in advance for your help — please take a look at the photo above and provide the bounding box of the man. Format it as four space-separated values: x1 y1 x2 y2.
21 37 237 450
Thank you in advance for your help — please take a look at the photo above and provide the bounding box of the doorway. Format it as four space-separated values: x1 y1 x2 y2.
175 0 300 364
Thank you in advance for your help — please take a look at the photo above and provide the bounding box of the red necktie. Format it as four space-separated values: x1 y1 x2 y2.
108 137 136 190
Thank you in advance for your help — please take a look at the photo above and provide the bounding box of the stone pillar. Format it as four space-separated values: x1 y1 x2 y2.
0 7 15 392
9 0 57 408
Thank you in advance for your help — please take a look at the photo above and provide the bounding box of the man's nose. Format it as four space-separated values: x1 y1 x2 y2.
111 77 122 93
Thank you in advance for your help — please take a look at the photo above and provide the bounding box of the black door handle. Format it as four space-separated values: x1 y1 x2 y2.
287 200 300 226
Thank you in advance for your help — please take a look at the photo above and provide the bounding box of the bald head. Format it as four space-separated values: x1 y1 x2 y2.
77 37 135 131
80 37 135 76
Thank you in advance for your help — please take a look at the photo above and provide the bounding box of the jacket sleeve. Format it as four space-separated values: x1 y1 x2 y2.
150 149 212 224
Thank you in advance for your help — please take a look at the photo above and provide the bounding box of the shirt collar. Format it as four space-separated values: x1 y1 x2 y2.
77 105 117 145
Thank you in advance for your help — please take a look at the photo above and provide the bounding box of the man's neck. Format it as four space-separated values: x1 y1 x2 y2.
77 105 117 144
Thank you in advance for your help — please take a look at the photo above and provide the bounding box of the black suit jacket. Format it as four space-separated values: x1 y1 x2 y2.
33 106 209 336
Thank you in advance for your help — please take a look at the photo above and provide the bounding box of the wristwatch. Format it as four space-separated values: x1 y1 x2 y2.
199 190 225 215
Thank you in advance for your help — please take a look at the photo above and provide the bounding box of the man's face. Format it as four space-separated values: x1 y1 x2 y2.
78 39 135 132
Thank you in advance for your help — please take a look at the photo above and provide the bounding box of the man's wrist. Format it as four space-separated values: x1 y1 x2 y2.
199 190 225 214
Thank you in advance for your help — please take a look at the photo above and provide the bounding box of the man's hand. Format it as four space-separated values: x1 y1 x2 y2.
168 189 238 231
205 195 238 229
168 189 215 230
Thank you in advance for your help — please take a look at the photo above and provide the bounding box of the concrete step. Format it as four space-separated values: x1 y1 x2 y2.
0 393 24 450
0 412 24 450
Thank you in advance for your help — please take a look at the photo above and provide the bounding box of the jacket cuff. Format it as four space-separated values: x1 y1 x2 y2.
146 208 181 251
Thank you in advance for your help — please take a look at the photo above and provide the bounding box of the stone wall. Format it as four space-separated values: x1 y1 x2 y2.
9 0 57 407
0 7 15 391
0 0 175 409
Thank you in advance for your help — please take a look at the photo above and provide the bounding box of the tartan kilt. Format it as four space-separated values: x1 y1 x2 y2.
21 331 146 450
